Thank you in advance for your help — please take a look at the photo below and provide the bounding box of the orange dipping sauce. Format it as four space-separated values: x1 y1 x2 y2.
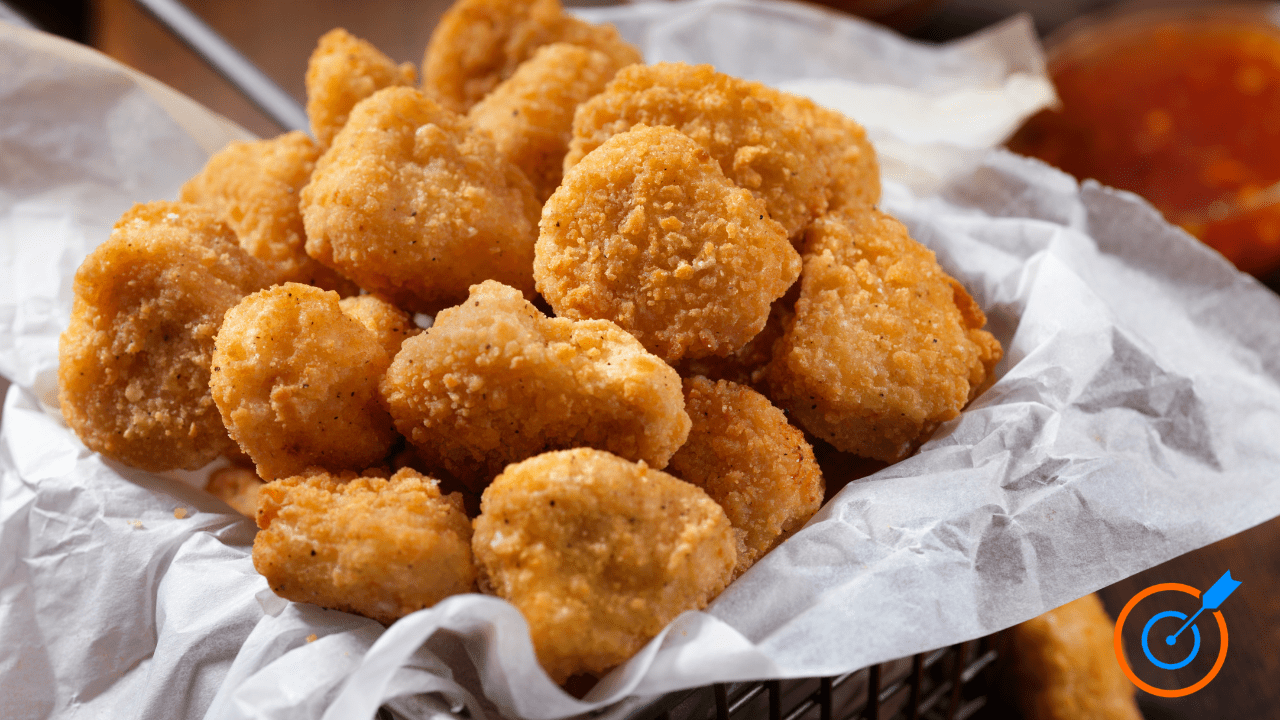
1008 7 1280 277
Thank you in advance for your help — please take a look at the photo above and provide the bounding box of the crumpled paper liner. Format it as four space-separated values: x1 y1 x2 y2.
3 2 1280 719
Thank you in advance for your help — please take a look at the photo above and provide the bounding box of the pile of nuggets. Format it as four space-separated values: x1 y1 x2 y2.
56 0 1004 684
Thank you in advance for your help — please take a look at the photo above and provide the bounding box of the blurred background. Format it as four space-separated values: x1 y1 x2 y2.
1 1 1277 718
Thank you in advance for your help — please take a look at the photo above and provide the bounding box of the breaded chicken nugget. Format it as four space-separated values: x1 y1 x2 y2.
1004 594 1142 720
473 449 736 683
566 63 829 239
380 280 690 491
302 86 541 314
339 293 422 358
767 207 1002 462
777 94 881 211
423 0 641 112
537 125 801 362
58 202 272 471
305 28 416 150
673 283 798 389
667 377 823 576
469 43 628 202
254 468 475 625
179 131 356 294
206 465 264 518
212 283 399 481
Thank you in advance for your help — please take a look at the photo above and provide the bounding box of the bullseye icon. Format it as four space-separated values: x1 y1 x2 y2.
1113 570 1241 698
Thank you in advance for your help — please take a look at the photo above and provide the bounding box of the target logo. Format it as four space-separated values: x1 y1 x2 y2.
1113 571 1241 698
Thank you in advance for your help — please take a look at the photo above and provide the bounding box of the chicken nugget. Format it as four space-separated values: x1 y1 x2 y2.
566 63 829 239
767 206 1002 462
254 468 475 625
212 283 399 481
58 201 272 471
338 293 422 358
423 0 641 112
537 125 800 362
469 43 629 202
667 377 823 576
380 280 690 492
206 465 264 518
1003 594 1142 720
673 282 798 389
473 449 736 683
305 28 417 150
777 94 881 211
179 131 356 294
301 86 541 314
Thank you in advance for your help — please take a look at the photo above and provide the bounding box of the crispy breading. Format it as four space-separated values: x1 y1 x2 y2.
305 28 416 150
667 377 823 576
767 206 1002 462
673 282 798 389
380 280 690 492
57 201 272 471
205 465 264 518
565 62 829 239
212 283 399 480
338 293 422 358
776 93 881 211
472 449 736 683
301 86 541 314
537 125 800 362
254 468 475 625
1005 594 1143 720
468 43 628 202
179 131 356 294
423 0 641 112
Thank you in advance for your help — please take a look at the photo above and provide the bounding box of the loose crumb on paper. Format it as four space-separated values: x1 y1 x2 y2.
128 520 144 529
306 633 318 643
174 507 188 519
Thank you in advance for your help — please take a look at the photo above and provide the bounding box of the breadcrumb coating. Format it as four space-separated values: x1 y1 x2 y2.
58 201 272 471
537 125 800 362
423 0 641 112
212 283 399 480
380 280 690 491
179 131 356 294
338 293 422 358
305 28 417 150
254 468 475 625
472 449 736 683
667 377 823 576
767 206 1002 461
673 282 798 389
206 465 264 518
1005 594 1142 720
468 43 628 202
565 63 829 239
301 86 541 314
777 93 881 212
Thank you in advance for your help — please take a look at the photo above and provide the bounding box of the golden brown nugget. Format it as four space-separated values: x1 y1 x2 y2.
212 283 399 481
777 94 881 211
423 0 641 112
767 207 1002 462
302 86 541 314
537 125 801 362
179 131 356 294
473 449 736 683
254 468 475 625
1004 594 1142 720
566 63 829 239
468 43 628 202
380 280 690 492
58 201 272 472
667 377 823 576
673 283 798 389
338 293 422 358
305 28 417 150
206 465 264 518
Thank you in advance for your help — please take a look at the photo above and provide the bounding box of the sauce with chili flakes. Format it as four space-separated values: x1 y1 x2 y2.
1007 12 1280 277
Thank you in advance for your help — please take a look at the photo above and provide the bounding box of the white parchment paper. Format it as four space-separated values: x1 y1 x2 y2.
3 2 1280 719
